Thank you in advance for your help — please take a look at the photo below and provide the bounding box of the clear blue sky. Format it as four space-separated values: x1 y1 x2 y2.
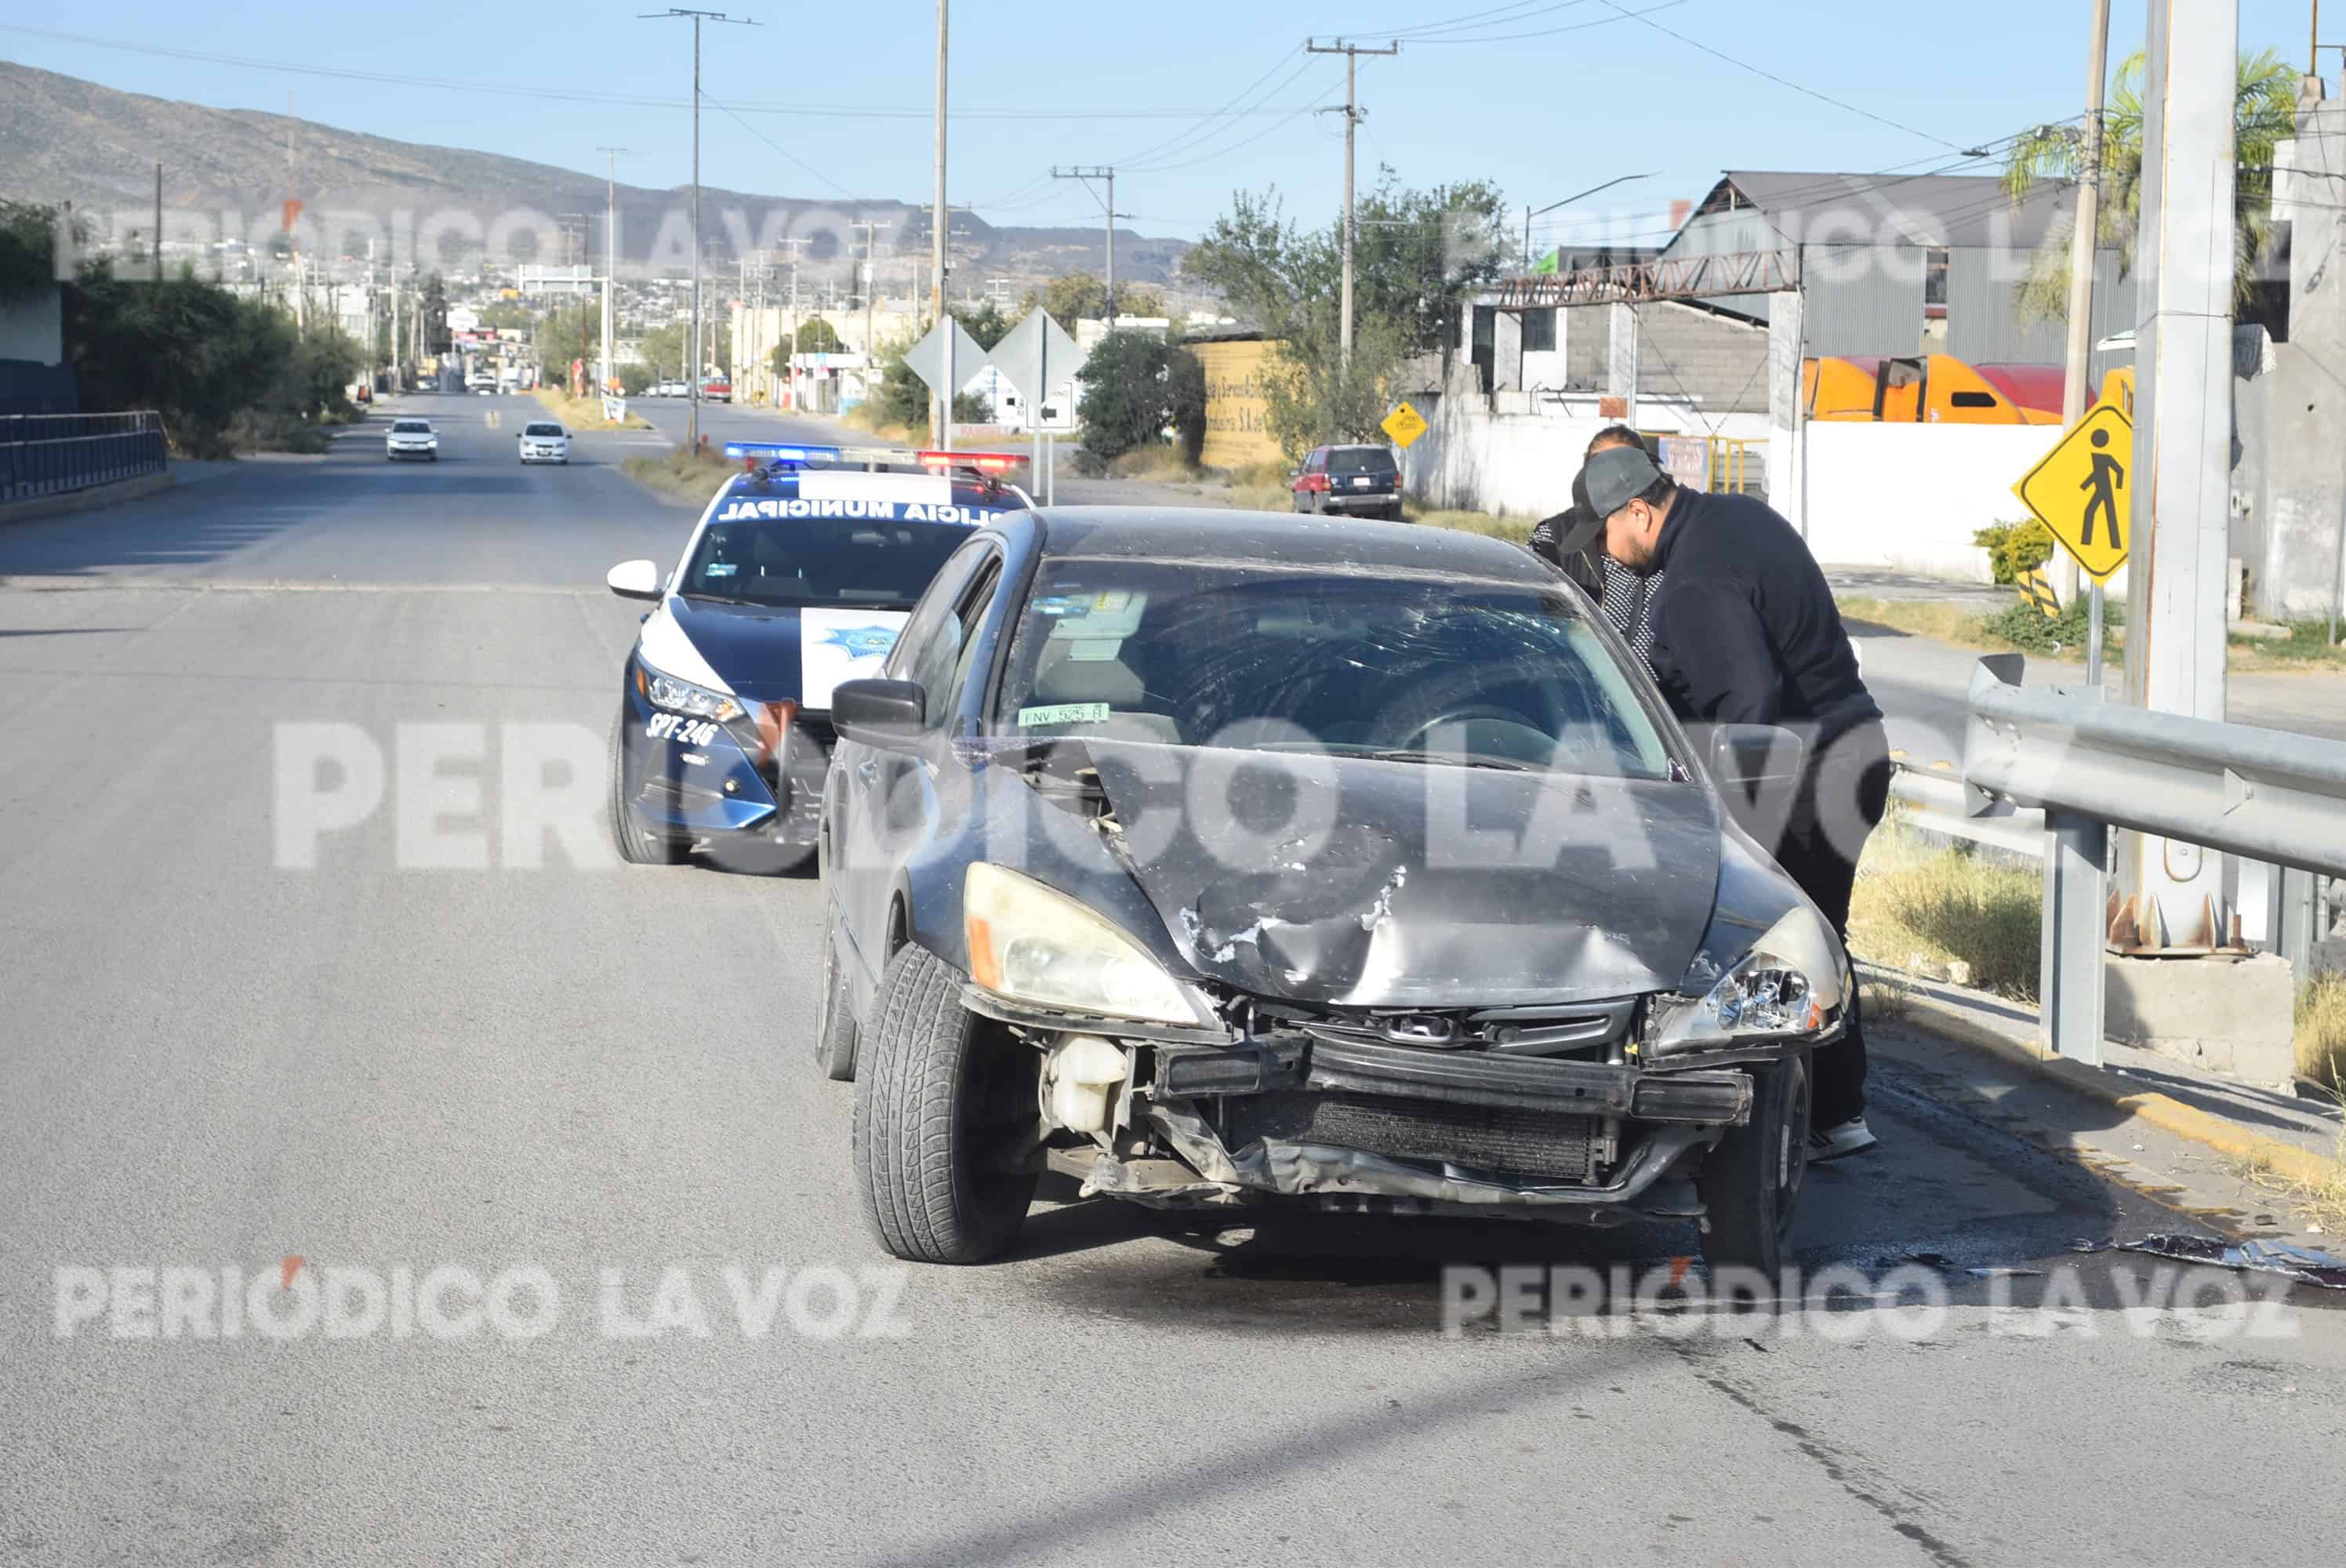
0 2 2319 245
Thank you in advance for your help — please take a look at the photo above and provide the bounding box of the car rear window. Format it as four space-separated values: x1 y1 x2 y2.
677 517 972 610
1328 448 1396 476
523 423 563 437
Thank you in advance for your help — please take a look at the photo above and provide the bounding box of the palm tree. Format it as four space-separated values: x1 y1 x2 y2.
2002 48 2300 319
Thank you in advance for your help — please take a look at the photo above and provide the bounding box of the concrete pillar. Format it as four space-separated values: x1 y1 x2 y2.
2120 0 2239 949
1606 301 1638 424
1767 288 1805 534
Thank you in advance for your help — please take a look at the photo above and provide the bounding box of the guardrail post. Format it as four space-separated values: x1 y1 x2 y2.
2041 811 2110 1065
2278 866 2319 978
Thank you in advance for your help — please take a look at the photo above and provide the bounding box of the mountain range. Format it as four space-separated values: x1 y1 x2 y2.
0 61 1189 289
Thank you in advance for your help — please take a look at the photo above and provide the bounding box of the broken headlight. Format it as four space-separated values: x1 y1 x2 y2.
1654 906 1846 1051
964 862 1210 1027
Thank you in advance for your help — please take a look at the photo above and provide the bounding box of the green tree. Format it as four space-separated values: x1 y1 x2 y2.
796 317 842 353
0 200 64 303
533 299 603 385
617 361 656 397
1075 330 1199 464
637 322 688 382
419 272 451 354
2003 47 2298 318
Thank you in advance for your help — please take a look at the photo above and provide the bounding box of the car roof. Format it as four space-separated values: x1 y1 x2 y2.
1030 506 1536 576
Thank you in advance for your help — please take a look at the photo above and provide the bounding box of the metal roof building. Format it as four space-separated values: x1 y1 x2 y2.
1665 170 2135 381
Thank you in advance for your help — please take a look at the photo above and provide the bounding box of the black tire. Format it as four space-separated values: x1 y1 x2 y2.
1697 1050 1811 1280
608 708 686 866
853 944 1037 1264
815 924 861 1081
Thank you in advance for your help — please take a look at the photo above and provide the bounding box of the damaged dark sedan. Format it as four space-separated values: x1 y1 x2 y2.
817 508 1850 1274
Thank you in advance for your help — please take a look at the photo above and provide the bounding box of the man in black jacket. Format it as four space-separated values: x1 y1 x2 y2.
1578 441 1888 1160
1529 427 1661 671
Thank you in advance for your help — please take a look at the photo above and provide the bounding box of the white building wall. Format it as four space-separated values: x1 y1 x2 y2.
1800 423 2059 579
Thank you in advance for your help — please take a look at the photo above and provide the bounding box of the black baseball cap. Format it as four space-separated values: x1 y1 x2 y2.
1547 470 1603 556
1579 442 1666 520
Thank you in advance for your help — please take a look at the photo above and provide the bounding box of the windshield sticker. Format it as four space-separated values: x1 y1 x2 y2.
1046 590 1146 642
1017 702 1111 727
713 497 992 525
703 562 738 577
1031 595 1083 617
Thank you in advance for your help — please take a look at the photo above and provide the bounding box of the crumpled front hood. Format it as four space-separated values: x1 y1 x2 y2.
1073 741 1721 1008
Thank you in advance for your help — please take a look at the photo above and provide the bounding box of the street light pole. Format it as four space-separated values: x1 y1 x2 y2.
642 9 754 451
1520 172 1657 273
929 0 950 441
2054 0 2114 620
597 146 630 412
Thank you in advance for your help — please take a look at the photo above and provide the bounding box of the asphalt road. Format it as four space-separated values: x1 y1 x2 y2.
3 397 2343 1564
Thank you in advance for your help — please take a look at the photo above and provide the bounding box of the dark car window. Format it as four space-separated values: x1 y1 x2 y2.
1328 447 1397 477
679 516 971 609
884 543 997 727
996 561 1673 779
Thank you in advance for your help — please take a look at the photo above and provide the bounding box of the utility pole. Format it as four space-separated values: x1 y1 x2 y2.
641 9 755 450
152 162 162 284
1051 166 1126 325
2053 0 2114 619
2118 0 2241 950
778 237 808 412
1308 38 1399 369
928 0 950 441
852 218 890 363
597 147 630 408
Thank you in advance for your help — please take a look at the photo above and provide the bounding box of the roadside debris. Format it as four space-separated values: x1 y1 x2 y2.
2117 1234 2346 1290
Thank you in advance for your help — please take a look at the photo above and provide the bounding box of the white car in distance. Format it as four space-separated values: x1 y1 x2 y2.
518 421 570 465
385 419 439 462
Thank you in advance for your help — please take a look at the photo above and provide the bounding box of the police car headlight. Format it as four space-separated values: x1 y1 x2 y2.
964 863 1209 1027
1654 907 1846 1051
641 667 742 723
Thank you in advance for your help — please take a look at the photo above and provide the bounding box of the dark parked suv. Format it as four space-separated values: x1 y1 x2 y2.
1291 443 1402 521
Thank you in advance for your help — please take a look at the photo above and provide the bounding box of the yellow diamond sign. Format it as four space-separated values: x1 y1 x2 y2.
2012 404 2133 583
1381 400 1428 449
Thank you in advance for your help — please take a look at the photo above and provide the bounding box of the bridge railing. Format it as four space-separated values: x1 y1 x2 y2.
0 412 169 503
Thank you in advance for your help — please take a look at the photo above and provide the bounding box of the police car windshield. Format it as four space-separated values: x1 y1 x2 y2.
678 515 972 609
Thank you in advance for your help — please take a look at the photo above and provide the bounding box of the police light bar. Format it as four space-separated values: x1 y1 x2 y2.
722 441 842 463
913 449 1022 474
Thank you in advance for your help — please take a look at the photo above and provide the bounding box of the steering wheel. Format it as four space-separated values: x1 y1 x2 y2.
1389 704 1551 757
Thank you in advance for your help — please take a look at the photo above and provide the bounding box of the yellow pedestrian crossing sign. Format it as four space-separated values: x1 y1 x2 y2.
1381 401 1428 449
2012 404 2132 583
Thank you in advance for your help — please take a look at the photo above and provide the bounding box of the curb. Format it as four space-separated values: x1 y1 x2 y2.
0 469 173 528
1894 993 2338 1190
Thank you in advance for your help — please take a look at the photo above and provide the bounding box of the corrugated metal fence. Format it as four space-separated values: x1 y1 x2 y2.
0 412 168 503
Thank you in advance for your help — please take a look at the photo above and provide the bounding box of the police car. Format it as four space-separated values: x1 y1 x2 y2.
605 441 1033 869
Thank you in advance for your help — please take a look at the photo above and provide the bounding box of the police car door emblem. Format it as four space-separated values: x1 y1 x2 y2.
820 624 900 660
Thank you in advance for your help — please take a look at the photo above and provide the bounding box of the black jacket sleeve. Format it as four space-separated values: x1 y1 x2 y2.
1651 578 1783 725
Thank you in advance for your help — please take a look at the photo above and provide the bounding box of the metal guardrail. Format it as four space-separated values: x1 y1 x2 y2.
1890 762 2045 858
0 412 169 503
1959 653 2346 1065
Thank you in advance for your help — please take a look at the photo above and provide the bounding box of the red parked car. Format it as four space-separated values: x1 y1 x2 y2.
700 378 733 404
1291 442 1402 521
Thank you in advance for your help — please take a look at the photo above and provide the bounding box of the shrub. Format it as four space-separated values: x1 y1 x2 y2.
1973 519 2057 584
1979 590 2121 655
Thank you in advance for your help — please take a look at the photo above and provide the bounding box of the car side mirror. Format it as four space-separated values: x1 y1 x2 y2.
1705 724 1806 793
833 678 928 750
606 559 663 601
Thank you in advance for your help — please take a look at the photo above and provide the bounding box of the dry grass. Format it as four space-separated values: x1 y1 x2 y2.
1835 596 2004 648
1839 593 2346 675
531 388 652 430
841 401 921 445
1410 505 1533 543
1846 822 2043 1000
2300 971 2346 1089
621 445 739 504
1107 446 1202 483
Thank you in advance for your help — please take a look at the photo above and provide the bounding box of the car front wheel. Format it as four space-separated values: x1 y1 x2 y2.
853 944 1037 1263
608 709 686 866
1696 1050 1810 1281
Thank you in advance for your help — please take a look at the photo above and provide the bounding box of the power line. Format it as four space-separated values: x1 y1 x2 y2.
1113 44 1305 167
1120 50 1324 172
1592 1 1967 151
1408 0 1694 44
700 90 859 200
0 24 1322 121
